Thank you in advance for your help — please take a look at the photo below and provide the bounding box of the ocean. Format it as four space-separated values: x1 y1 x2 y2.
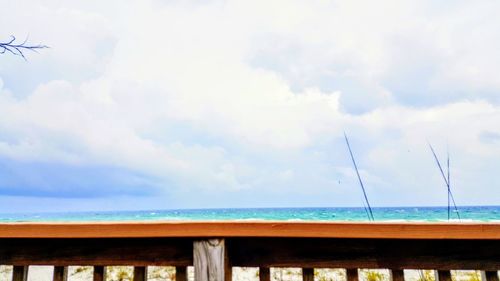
0 206 499 222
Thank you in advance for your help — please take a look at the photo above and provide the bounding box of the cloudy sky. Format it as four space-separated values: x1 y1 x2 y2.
1 0 499 213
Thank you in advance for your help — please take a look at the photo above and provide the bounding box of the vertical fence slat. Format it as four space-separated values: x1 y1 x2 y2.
12 266 28 281
93 266 106 281
259 267 270 281
482 271 499 281
176 267 188 281
224 241 232 281
53 266 68 281
436 271 452 281
194 239 230 281
133 266 147 281
390 270 405 281
303 268 314 281
346 269 358 281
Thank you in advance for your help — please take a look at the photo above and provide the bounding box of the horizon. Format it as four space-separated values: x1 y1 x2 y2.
1 1 500 214
1 204 499 216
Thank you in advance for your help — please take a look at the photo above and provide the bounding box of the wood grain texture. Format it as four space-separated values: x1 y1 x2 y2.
0 221 498 239
176 267 188 281
302 268 314 281
133 267 147 281
12 266 28 281
193 239 226 281
390 270 405 281
93 266 106 281
53 266 68 281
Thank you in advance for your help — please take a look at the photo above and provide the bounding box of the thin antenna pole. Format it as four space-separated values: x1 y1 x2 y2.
428 143 461 220
344 132 374 221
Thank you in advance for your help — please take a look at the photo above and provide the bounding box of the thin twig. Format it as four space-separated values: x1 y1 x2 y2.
0 35 48 60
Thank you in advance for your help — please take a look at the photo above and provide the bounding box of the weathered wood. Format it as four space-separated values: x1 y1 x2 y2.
259 267 270 281
176 266 188 281
303 268 314 281
482 271 499 281
93 266 106 281
346 269 358 281
1 237 499 270
53 266 68 281
227 238 500 270
194 239 228 281
1 222 499 239
390 270 405 281
133 266 147 281
0 238 192 266
12 266 28 281
436 271 452 281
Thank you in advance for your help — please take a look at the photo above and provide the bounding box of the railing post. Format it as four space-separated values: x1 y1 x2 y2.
133 266 147 281
436 271 452 281
482 271 499 281
194 239 230 281
346 269 358 281
176 267 188 281
303 268 314 281
259 267 270 281
53 266 68 281
390 270 405 281
12 266 28 281
93 266 106 281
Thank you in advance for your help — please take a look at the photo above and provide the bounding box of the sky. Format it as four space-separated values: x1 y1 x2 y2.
0 0 499 213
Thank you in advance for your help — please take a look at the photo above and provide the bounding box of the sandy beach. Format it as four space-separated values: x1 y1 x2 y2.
0 266 484 281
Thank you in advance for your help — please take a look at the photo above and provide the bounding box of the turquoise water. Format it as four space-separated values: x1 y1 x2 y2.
0 206 499 222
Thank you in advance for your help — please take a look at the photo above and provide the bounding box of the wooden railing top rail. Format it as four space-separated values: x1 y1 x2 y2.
0 221 499 239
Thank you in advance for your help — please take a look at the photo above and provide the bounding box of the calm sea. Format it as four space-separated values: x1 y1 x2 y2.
0 206 499 222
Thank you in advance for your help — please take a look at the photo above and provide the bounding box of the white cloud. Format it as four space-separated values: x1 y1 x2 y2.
0 0 499 207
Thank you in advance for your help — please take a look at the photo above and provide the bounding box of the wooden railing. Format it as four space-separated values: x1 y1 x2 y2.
0 222 499 281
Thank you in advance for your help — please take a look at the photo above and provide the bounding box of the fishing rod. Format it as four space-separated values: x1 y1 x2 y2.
360 198 370 222
447 149 450 220
344 132 374 221
428 143 460 220
447 150 461 220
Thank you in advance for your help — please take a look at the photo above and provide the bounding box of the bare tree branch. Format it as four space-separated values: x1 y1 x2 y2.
0 35 48 60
